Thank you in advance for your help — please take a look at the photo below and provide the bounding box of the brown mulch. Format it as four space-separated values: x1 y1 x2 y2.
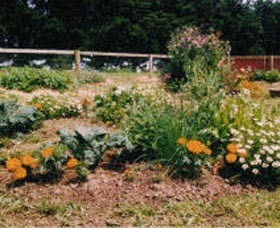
1 163 256 226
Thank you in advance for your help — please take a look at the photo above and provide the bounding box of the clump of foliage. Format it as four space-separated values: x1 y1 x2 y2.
58 127 133 177
0 100 43 137
4 127 133 181
31 94 83 119
162 26 230 91
252 69 280 83
93 86 145 125
0 67 71 92
215 93 280 186
75 71 105 84
122 67 224 178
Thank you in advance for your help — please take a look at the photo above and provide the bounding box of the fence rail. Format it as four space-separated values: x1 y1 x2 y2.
0 48 280 72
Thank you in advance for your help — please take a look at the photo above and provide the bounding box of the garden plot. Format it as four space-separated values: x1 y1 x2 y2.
0 69 279 226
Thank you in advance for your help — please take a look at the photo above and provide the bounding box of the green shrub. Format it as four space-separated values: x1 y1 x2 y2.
31 94 82 119
252 69 280 82
0 67 71 92
93 86 145 125
0 100 44 137
264 69 280 83
162 26 230 91
251 70 265 81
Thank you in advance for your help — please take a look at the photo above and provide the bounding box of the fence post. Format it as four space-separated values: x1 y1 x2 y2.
149 54 153 76
270 55 274 70
74 50 81 71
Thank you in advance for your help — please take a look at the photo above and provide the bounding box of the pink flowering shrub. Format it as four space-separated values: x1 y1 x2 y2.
162 26 230 91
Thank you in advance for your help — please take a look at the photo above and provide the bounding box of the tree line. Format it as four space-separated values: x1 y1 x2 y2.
0 0 279 55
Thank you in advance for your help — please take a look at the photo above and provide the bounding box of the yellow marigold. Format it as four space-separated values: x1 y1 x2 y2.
225 153 237 164
204 148 212 155
29 159 39 169
66 158 79 169
13 167 27 180
21 155 35 166
34 103 43 111
6 158 22 171
82 97 93 106
41 147 54 158
186 140 204 154
177 137 187 146
226 143 238 154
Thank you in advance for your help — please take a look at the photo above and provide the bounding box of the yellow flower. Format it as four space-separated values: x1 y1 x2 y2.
225 153 237 164
34 103 43 111
6 158 22 171
226 143 238 154
203 148 212 155
42 147 54 158
177 137 187 146
13 167 27 180
82 97 93 106
66 158 79 169
186 140 204 154
157 163 162 170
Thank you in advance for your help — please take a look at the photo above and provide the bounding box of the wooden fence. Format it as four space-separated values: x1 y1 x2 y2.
0 48 169 74
0 48 279 73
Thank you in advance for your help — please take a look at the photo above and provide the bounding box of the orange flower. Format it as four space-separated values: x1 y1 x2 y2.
186 140 204 154
177 137 187 146
66 158 79 169
13 167 27 180
82 97 93 106
34 103 43 111
225 153 237 164
124 169 130 176
41 147 54 158
226 143 238 154
203 148 212 155
6 158 22 171
21 155 35 166
29 159 39 169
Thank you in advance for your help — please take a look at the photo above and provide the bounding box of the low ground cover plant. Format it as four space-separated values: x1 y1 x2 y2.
93 86 145 125
4 127 133 181
31 94 83 119
0 100 43 137
0 67 71 92
252 69 280 83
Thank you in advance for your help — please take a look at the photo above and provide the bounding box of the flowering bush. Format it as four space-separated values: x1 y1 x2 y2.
163 26 230 91
93 86 145 125
31 94 83 119
215 93 280 185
